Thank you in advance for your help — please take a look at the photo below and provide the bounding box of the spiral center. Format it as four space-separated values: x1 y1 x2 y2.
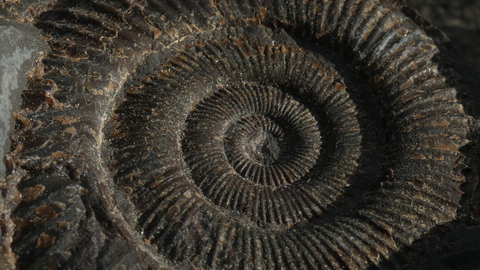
247 131 281 165
183 84 322 189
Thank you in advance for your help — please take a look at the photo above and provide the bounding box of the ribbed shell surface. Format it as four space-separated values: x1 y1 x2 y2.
1 0 478 270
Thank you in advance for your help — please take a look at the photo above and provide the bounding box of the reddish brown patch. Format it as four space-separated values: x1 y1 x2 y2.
36 233 56 249
52 115 78 125
435 139 459 152
34 205 59 223
410 154 426 160
426 118 450 127
153 28 161 40
58 221 71 229
22 185 45 202
150 181 161 189
231 37 251 57
334 81 345 91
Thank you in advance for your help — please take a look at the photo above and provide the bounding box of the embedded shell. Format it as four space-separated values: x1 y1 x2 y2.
1 0 479 270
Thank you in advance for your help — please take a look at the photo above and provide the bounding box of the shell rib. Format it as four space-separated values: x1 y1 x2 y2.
1 0 478 270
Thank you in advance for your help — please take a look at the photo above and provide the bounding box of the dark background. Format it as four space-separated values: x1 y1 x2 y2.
407 0 480 73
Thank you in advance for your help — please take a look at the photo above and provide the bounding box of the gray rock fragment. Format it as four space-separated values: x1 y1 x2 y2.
0 19 48 179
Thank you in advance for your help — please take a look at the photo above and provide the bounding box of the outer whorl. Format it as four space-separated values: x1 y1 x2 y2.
1 0 479 269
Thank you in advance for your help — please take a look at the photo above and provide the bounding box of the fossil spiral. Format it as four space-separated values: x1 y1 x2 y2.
1 0 479 269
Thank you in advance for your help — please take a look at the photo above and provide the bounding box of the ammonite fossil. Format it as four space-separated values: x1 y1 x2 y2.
1 0 479 269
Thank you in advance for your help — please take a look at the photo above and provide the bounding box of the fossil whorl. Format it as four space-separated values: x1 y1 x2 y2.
1 0 478 269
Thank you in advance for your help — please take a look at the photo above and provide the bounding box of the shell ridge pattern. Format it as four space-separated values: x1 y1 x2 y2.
2 0 477 270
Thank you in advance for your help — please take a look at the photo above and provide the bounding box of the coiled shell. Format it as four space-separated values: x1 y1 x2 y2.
1 0 478 269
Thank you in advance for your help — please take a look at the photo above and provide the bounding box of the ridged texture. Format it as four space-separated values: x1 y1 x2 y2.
1 0 477 270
